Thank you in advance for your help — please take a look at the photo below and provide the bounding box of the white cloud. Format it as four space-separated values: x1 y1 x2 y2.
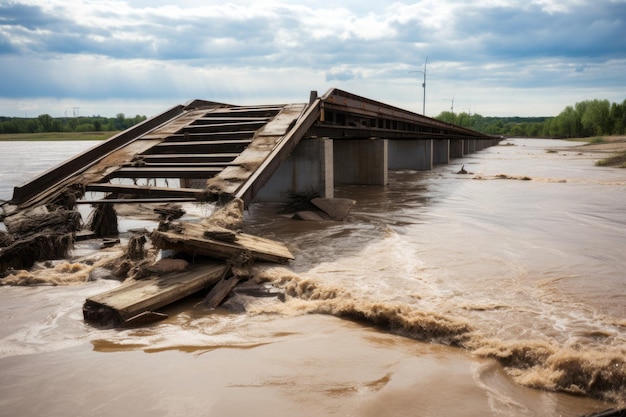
0 0 624 117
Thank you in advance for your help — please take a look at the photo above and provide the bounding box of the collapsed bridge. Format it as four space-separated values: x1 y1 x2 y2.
1 88 500 325
4 87 498 213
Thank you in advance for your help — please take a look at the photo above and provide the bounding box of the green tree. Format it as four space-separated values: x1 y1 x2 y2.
114 113 126 130
554 106 579 137
609 100 625 134
437 111 457 124
37 114 53 132
581 99 611 135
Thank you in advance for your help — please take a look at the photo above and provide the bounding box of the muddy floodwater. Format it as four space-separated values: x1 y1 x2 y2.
0 138 624 416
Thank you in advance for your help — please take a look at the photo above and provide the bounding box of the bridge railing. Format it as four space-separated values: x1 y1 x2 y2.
10 105 186 207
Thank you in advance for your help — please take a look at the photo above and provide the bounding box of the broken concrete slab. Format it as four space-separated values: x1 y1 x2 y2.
311 197 356 220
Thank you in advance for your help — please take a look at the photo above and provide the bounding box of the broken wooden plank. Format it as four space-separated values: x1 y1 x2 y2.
83 261 231 326
203 226 237 242
150 222 294 264
197 275 241 308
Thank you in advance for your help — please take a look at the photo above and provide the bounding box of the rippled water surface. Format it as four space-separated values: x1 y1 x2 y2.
0 139 624 416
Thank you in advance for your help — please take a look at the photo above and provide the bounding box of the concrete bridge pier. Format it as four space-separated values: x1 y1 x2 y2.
334 138 388 185
388 139 433 170
450 139 464 158
433 139 450 164
255 137 334 202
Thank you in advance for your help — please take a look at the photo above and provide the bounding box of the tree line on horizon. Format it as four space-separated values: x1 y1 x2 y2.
0 98 624 139
0 113 147 134
435 98 626 138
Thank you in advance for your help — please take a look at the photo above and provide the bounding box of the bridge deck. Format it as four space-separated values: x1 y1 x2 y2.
5 88 493 214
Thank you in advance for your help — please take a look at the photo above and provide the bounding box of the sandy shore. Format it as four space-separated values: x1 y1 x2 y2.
545 136 626 168
568 135 626 152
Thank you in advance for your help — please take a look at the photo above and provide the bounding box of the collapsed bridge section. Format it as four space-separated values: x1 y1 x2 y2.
4 88 496 216
6 98 319 213
1 88 500 324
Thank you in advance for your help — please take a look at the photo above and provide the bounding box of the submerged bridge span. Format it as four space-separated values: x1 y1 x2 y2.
7 88 500 212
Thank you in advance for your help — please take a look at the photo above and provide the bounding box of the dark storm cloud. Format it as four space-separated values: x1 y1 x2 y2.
454 2 626 60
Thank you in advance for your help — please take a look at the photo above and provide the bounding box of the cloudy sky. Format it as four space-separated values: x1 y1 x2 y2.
0 0 624 118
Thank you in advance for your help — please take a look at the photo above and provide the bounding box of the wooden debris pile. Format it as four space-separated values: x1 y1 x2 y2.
82 198 295 327
0 206 82 275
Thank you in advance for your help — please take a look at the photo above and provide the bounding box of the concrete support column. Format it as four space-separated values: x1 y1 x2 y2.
388 139 433 170
334 138 388 185
450 139 464 158
463 139 470 154
255 137 334 202
433 139 450 165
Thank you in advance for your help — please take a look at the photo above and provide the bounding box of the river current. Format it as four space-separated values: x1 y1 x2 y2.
0 138 624 416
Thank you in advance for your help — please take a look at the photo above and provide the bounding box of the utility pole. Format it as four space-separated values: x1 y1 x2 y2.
442 94 455 114
409 56 428 115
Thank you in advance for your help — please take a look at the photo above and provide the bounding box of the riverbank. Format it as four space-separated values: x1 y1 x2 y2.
570 135 626 151
555 135 626 167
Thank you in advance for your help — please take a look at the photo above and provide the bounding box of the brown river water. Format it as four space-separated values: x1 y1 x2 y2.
0 138 624 416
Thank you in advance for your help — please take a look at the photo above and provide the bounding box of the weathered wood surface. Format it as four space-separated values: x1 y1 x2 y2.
150 222 294 263
85 183 205 198
197 275 241 308
83 261 230 326
206 104 311 201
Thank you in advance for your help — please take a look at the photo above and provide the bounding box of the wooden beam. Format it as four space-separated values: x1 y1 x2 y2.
108 167 223 179
136 162 238 168
184 121 267 132
83 261 231 326
235 102 320 206
150 222 294 264
139 154 239 163
85 183 204 197
76 198 198 204
207 107 283 118
193 117 271 124
197 275 241 308
162 132 254 142
147 140 252 154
